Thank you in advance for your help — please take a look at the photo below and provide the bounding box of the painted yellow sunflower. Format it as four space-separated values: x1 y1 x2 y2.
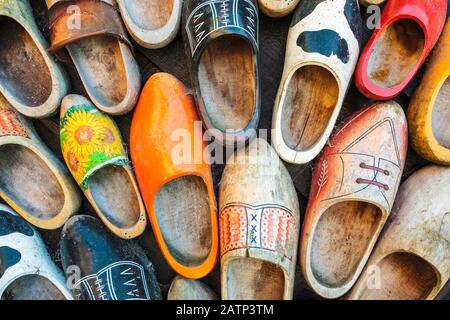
66 151 89 183
62 110 107 160
98 117 125 156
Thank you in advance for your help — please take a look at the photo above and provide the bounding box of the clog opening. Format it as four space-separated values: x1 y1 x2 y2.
367 19 425 89
311 201 382 288
198 35 256 132
0 16 52 107
90 165 141 229
0 145 64 220
432 77 450 149
1 275 66 300
122 0 174 30
67 36 127 108
357 252 438 300
226 258 285 300
281 65 339 151
154 176 212 266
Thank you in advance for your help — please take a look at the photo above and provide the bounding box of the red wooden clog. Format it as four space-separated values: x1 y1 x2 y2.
355 0 447 100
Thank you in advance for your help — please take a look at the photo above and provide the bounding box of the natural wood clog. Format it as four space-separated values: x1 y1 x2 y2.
0 0 69 118
408 20 450 165
46 0 140 115
0 205 73 300
258 0 300 18
219 138 300 300
355 0 447 100
183 0 260 146
0 94 80 230
130 73 218 279
117 0 182 49
358 0 385 7
60 94 146 239
272 0 362 164
346 165 450 300
168 276 217 300
61 215 162 300
301 101 408 299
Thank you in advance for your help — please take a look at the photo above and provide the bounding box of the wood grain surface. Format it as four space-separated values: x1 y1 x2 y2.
3 0 446 300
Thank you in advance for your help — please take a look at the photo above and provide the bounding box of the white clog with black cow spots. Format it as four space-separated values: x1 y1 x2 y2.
0 204 72 300
272 0 362 164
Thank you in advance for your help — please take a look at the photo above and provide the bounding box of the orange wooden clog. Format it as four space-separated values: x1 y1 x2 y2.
130 73 218 279
408 20 450 165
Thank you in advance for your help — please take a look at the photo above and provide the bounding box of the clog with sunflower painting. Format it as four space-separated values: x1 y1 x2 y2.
60 94 147 239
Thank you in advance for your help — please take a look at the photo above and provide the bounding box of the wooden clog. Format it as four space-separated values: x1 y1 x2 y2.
272 0 362 164
0 94 80 230
355 0 447 100
117 0 182 49
46 0 140 115
0 0 69 118
60 215 162 300
346 165 450 300
183 0 260 146
408 20 450 165
168 276 217 300
0 205 73 300
258 0 300 18
358 0 385 7
60 94 146 239
219 138 300 300
130 73 218 279
301 101 408 299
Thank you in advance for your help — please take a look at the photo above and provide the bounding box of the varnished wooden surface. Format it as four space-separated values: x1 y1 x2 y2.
3 0 446 300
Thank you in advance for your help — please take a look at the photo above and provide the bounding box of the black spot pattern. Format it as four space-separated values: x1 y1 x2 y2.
291 0 362 47
291 0 327 27
0 247 21 278
297 29 350 63
344 0 363 45
0 210 34 237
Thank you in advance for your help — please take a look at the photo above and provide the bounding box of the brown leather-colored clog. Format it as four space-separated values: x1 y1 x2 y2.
46 0 140 115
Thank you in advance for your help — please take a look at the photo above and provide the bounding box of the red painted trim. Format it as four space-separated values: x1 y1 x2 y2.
355 0 447 100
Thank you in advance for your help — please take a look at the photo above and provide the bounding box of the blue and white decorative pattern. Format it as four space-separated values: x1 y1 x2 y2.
0 205 73 299
185 0 259 56
75 261 150 301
